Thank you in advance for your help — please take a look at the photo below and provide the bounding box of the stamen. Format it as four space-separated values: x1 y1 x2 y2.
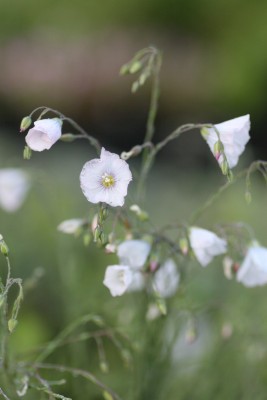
101 173 115 188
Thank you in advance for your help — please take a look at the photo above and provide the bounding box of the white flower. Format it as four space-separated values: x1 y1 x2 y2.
204 114 250 168
25 118 62 151
153 259 180 298
57 219 85 234
117 239 151 270
127 271 146 292
237 245 267 287
0 168 30 212
103 265 133 296
80 148 132 207
189 227 227 267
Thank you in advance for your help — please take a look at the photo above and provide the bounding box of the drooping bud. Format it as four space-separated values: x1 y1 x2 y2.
20 116 32 132
200 127 209 139
23 146 32 160
93 226 102 242
179 237 189 255
221 159 229 175
0 240 9 256
129 61 142 74
8 318 18 333
213 140 224 161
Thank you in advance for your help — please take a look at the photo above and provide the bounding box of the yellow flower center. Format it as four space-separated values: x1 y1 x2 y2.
101 173 115 188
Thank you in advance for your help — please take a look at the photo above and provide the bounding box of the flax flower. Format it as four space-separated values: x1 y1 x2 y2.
203 114 250 168
153 259 180 298
189 227 227 267
0 168 30 212
237 245 267 287
103 265 133 296
57 218 85 234
25 118 62 151
80 148 132 207
117 239 151 270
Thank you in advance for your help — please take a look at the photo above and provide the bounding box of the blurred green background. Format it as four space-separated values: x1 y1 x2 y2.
1 1 267 399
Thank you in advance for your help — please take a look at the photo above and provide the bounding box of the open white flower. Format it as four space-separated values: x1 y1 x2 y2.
103 265 133 296
153 259 180 298
0 168 30 212
25 118 62 151
117 239 151 270
237 245 267 287
80 148 132 207
203 114 250 168
189 227 227 267
57 218 85 234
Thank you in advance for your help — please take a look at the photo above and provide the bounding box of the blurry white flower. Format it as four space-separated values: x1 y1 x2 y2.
80 148 132 207
103 265 133 296
117 239 151 270
223 256 234 279
25 118 62 151
237 245 267 287
146 303 161 321
127 271 145 292
105 243 117 254
0 168 30 212
153 259 180 298
204 114 250 168
189 227 227 267
57 218 84 234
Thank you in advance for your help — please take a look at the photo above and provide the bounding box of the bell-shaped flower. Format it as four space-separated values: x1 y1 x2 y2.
57 218 85 234
0 168 30 212
127 271 146 292
117 239 151 270
203 114 250 168
103 265 133 296
80 148 132 207
25 118 62 151
236 245 267 287
153 259 180 298
189 227 227 267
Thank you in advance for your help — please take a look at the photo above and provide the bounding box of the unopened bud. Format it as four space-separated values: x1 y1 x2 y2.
131 81 139 93
60 133 76 142
103 391 114 400
100 361 109 373
213 141 223 161
179 238 189 255
23 146 32 160
156 296 167 316
93 226 102 242
200 127 209 139
0 241 9 256
129 61 142 74
8 318 18 333
120 63 130 75
221 159 229 175
20 116 32 132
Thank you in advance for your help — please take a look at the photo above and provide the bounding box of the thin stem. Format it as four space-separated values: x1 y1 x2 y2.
0 387 11 400
32 363 123 400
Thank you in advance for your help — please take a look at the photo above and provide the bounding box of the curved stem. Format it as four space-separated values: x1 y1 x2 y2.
29 106 101 155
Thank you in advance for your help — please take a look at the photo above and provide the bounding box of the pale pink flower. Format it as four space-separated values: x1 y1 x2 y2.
103 265 133 296
0 168 30 212
237 245 267 287
80 148 132 207
25 118 62 151
204 115 250 168
189 227 227 267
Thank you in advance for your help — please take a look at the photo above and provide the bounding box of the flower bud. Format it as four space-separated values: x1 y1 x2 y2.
23 146 32 160
93 226 102 242
8 318 18 333
131 81 139 93
0 240 9 256
200 127 209 139
221 159 229 175
213 140 223 161
20 116 32 132
129 61 142 74
179 238 189 255
100 361 109 373
156 296 167 316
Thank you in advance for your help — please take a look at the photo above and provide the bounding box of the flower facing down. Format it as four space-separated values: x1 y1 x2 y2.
80 148 132 207
189 227 227 267
57 219 85 234
25 118 62 151
117 239 151 270
237 245 267 287
153 259 180 298
203 114 250 168
0 168 30 212
103 265 133 296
